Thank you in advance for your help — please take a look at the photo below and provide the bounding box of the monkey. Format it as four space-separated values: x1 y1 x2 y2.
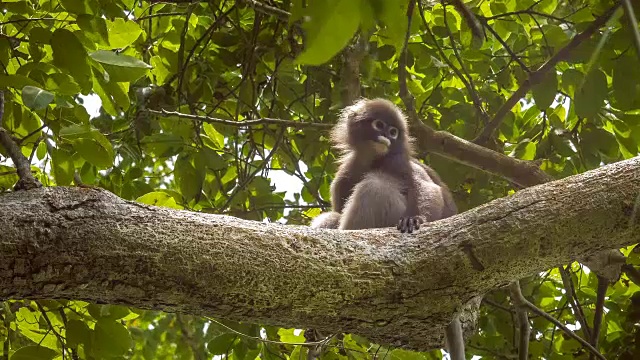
310 98 465 359
311 98 457 232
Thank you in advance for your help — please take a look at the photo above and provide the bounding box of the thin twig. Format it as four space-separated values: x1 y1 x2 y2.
148 109 332 129
484 10 574 24
136 11 187 21
480 18 531 72
35 303 67 356
206 317 331 346
559 266 592 340
0 17 72 25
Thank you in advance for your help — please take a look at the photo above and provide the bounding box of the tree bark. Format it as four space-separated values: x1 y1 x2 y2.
1 157 639 351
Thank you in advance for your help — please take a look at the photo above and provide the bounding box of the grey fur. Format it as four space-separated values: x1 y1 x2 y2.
310 211 340 229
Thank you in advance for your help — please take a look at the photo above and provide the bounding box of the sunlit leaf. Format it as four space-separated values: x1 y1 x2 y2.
10 346 59 360
295 0 363 65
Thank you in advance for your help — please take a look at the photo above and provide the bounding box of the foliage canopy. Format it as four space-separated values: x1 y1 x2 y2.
1 0 640 359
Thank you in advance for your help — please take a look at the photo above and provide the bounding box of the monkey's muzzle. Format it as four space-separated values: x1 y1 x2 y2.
372 136 391 155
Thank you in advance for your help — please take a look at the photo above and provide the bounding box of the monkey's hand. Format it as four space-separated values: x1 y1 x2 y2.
397 215 424 234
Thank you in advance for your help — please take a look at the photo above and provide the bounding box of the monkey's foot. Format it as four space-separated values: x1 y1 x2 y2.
397 216 421 233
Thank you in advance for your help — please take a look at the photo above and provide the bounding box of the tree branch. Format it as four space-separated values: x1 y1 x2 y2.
509 282 530 360
589 276 607 360
147 109 333 129
0 92 42 191
412 125 552 187
559 266 592 340
521 294 605 359
1 157 639 351
474 2 622 144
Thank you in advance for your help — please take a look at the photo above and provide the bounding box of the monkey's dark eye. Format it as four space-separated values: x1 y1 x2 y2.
388 127 399 139
371 119 385 131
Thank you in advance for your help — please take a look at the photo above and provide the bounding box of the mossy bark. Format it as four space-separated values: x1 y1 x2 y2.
0 157 639 351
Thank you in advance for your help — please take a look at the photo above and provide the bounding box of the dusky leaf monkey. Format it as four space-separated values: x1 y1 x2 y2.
310 98 465 359
311 98 457 232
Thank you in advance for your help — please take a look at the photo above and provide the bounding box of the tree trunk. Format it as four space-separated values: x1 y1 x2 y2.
1 157 639 351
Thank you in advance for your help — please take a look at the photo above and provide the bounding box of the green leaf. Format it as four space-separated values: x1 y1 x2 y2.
59 0 94 14
613 55 640 110
175 154 204 202
45 73 82 96
73 138 114 168
59 124 93 139
295 0 362 65
512 140 537 160
207 333 237 355
561 68 584 97
203 122 225 148
574 69 607 119
136 191 182 209
59 0 96 14
51 29 92 90
21 86 54 110
0 74 41 90
10 345 59 360
91 320 132 358
77 15 110 47
66 320 91 348
531 72 557 110
59 124 115 169
105 18 143 49
377 0 410 51
387 348 428 360
278 328 306 343
51 148 75 186
90 50 152 82
0 165 19 190
90 50 151 69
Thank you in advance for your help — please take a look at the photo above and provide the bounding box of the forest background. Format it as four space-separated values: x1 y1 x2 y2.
1 0 640 359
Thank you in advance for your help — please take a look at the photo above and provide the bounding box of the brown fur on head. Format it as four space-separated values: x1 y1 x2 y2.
330 98 415 157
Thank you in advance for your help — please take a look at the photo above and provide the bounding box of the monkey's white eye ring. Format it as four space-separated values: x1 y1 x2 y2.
388 127 399 139
372 119 385 131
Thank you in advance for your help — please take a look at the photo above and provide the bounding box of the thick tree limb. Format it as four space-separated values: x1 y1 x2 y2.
1 157 639 351
411 124 552 187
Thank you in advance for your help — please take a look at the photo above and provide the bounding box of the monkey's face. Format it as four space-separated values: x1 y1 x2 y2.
369 119 399 155
338 98 409 157
347 116 403 157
